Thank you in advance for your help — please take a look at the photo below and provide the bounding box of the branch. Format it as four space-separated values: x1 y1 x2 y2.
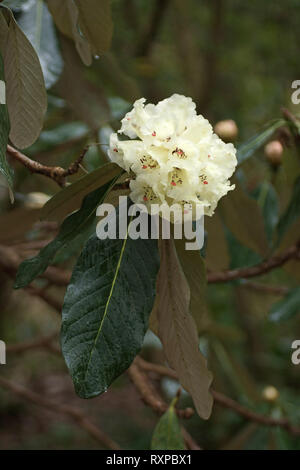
7 145 88 187
0 376 121 450
241 280 289 296
128 358 194 419
137 358 300 436
207 241 300 283
0 244 70 288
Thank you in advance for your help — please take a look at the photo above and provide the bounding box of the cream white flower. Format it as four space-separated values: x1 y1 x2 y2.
108 94 237 219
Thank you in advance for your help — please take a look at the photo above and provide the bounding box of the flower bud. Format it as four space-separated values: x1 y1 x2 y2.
264 140 283 167
214 119 238 142
262 385 279 402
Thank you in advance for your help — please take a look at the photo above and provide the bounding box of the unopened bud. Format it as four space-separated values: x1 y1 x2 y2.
264 140 283 167
262 385 279 402
214 119 238 142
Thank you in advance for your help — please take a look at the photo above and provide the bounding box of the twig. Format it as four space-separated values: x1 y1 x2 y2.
7 145 88 187
241 281 289 296
211 390 300 436
0 377 121 449
137 358 300 436
128 359 194 419
207 241 300 283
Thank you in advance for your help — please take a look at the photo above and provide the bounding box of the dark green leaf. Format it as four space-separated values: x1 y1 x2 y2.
61 204 160 398
270 288 300 322
14 179 117 289
151 398 185 450
237 119 285 165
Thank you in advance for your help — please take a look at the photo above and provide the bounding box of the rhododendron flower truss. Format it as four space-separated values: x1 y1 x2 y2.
108 94 237 220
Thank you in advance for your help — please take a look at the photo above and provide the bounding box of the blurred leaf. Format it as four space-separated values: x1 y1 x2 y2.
17 0 63 89
47 0 92 65
61 204 160 398
57 37 110 128
252 182 279 245
41 162 122 222
174 237 208 332
0 6 47 149
275 175 300 248
74 0 113 56
220 181 269 257
151 398 185 450
237 119 285 165
154 238 213 419
270 288 300 322
14 179 117 289
0 52 13 194
205 211 229 270
46 0 74 39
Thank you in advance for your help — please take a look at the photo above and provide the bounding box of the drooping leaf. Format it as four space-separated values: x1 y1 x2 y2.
220 181 269 257
151 398 185 450
57 37 110 129
0 52 13 194
41 162 122 222
14 178 118 289
74 0 113 56
0 6 47 149
174 237 208 333
61 203 160 398
270 288 300 322
17 0 63 89
237 119 285 165
47 0 92 65
154 238 213 419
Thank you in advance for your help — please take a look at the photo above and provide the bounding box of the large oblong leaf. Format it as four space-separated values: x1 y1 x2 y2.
154 238 213 420
41 162 122 222
0 6 47 149
61 204 160 398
